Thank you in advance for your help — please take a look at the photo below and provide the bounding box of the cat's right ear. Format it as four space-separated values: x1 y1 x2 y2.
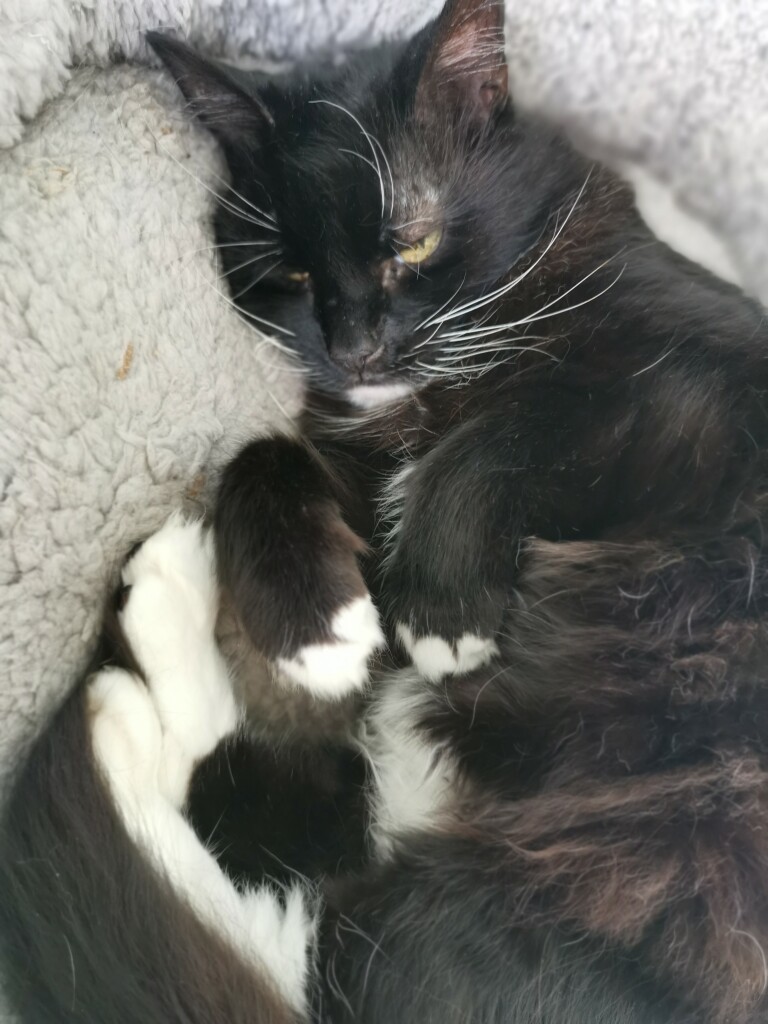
414 0 508 127
147 33 274 146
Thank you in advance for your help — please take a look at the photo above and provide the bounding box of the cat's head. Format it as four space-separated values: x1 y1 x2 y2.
149 0 572 406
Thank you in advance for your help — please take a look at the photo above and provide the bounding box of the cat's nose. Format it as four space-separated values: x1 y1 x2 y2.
329 338 385 380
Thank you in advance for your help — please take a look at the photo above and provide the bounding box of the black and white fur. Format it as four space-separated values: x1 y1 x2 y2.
4 0 768 1021
2 514 694 1023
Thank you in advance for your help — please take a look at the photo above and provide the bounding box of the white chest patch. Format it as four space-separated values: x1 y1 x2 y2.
362 671 467 859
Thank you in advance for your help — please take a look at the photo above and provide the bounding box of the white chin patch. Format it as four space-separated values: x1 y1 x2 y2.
276 595 385 698
396 624 498 681
346 383 413 409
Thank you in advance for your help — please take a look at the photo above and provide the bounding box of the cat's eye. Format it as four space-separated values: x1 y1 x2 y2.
396 229 442 265
286 270 310 283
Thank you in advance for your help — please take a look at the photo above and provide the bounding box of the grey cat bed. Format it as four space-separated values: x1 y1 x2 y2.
2 0 767 806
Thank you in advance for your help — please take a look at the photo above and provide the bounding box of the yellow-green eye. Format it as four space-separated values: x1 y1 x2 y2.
397 229 442 265
286 270 310 283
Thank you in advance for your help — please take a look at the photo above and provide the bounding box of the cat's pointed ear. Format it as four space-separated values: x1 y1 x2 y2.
146 33 274 146
415 0 508 125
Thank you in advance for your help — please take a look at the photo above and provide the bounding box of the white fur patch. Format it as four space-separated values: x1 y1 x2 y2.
346 382 413 409
118 514 239 803
364 671 465 859
396 623 498 681
277 594 385 698
89 514 315 1012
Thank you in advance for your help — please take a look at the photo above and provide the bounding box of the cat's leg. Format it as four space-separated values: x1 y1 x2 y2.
381 429 506 681
89 515 314 1012
382 396 618 681
215 436 384 698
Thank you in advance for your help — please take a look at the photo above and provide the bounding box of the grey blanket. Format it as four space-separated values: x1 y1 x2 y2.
1 0 767 838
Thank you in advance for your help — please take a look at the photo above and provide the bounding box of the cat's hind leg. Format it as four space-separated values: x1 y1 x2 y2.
89 515 314 1012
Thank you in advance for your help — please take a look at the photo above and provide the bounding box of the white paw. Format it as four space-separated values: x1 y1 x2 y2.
396 624 498 681
122 513 218 632
89 667 164 802
240 886 316 1011
118 514 239 794
276 594 385 698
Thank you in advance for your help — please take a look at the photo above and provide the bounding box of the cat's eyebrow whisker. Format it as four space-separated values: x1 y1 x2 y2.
368 133 395 219
420 170 593 330
339 148 382 181
309 99 388 220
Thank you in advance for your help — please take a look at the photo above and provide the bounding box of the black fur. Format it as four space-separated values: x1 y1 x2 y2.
214 436 371 661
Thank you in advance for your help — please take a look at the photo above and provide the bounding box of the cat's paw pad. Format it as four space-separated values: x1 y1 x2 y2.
396 624 498 681
276 594 385 698
118 514 238 773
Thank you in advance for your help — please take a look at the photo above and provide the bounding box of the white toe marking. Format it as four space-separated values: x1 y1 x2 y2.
396 624 498 681
277 594 385 698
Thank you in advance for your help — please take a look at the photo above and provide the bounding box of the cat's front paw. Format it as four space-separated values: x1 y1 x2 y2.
395 623 498 681
216 437 385 700
387 583 502 682
276 593 384 697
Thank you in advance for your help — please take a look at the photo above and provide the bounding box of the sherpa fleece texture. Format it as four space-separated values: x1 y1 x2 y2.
0 65 302 793
1 0 768 802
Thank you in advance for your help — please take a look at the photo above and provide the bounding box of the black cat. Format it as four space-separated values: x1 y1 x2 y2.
3 1 768 1022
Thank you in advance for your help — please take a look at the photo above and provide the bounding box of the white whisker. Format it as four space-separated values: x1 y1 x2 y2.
230 260 284 300
420 170 594 330
630 342 682 378
368 133 395 219
220 249 283 279
310 99 389 220
339 148 380 178
423 253 626 372
412 277 467 337
511 265 627 329
141 120 278 233
187 241 281 256
196 271 296 342
200 160 278 225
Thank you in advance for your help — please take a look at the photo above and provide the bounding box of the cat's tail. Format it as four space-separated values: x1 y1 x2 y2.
0 691 301 1024
0 516 313 1024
